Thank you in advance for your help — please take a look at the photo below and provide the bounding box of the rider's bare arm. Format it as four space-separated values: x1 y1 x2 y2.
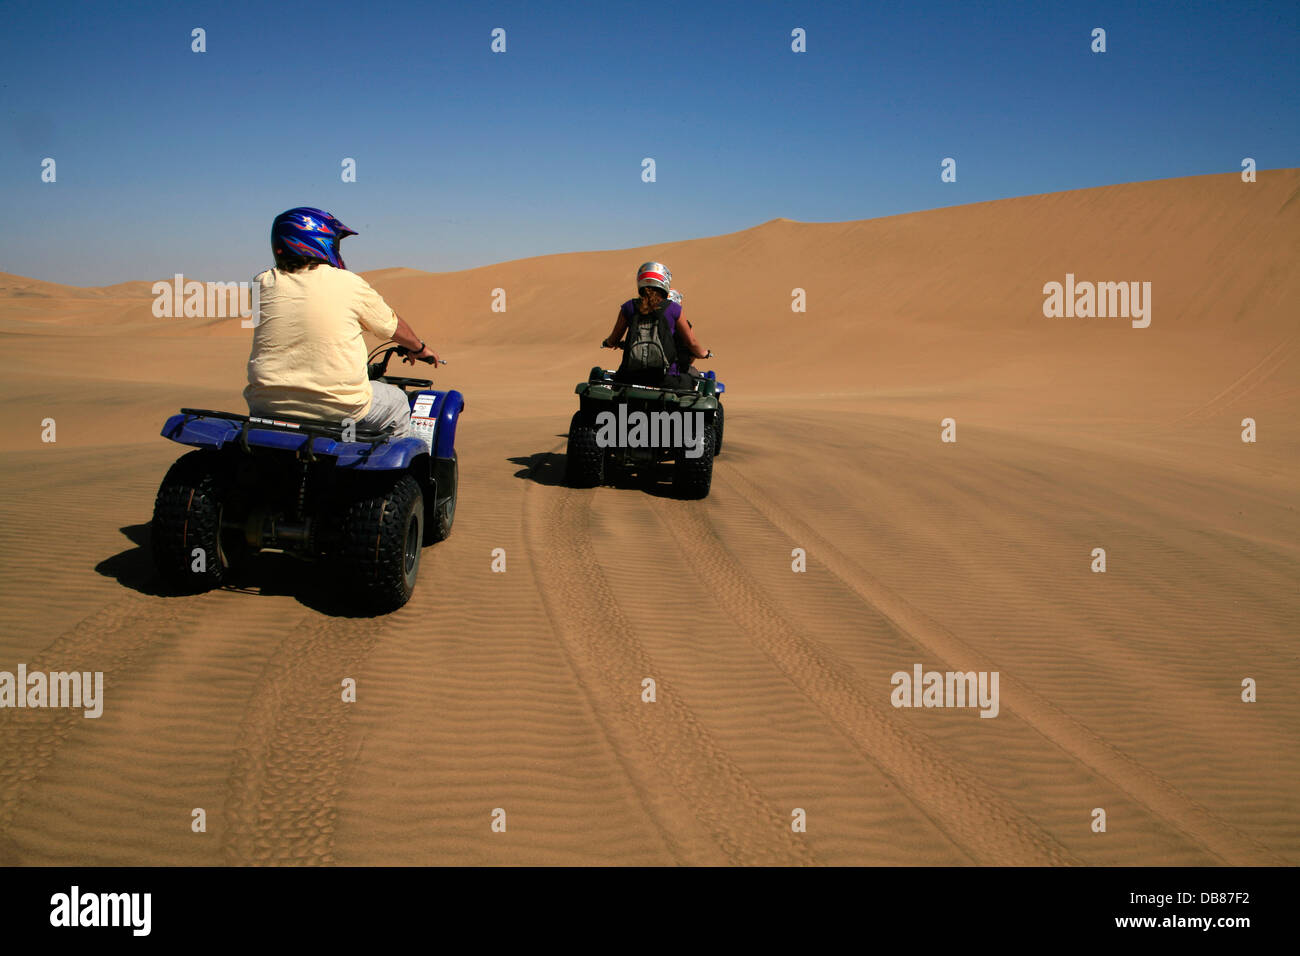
675 315 708 359
392 314 439 364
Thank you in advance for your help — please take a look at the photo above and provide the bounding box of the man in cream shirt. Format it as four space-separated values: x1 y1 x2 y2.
245 207 439 438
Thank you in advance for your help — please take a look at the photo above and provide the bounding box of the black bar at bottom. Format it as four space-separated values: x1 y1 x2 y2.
0 865 1287 943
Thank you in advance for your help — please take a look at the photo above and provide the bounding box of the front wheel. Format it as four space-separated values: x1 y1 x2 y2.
335 473 424 612
565 410 605 488
673 423 716 499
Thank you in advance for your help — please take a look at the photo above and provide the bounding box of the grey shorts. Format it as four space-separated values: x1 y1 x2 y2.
358 381 412 439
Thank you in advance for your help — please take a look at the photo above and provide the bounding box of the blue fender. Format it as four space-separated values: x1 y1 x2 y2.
349 436 431 470
413 389 464 459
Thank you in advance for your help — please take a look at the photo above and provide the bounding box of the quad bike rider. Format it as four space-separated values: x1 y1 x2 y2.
600 262 711 386
149 207 462 611
667 287 704 374
614 272 723 453
246 206 440 435
566 262 723 497
661 286 721 449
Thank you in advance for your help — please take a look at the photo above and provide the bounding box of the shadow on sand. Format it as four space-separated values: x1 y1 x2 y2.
96 523 386 618
509 438 681 499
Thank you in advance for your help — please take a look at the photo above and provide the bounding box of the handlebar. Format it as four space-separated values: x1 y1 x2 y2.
403 347 445 365
367 344 446 381
602 340 713 359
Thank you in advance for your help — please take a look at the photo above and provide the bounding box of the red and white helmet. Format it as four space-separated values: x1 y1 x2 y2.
668 288 683 305
636 261 672 295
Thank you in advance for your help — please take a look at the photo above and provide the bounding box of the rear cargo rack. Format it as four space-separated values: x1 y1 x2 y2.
178 408 395 460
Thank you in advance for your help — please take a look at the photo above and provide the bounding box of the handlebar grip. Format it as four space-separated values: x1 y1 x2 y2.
396 346 437 365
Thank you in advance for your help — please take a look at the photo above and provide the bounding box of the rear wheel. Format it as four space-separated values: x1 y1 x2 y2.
713 403 725 455
151 450 243 591
673 423 716 499
335 473 424 612
565 410 605 487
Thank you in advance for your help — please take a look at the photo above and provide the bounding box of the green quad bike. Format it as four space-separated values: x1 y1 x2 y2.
565 348 725 500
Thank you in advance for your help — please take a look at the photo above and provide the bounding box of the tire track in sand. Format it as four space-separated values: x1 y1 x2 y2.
221 613 385 865
649 494 1079 866
0 593 203 859
520 454 817 865
1173 335 1296 423
716 466 1286 865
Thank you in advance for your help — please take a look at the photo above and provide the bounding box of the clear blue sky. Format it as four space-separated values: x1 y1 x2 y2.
2 0 1297 285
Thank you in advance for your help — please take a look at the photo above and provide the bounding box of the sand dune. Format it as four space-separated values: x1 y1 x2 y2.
0 170 1296 865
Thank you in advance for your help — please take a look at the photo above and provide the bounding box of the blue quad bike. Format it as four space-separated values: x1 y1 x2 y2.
566 345 725 499
150 345 464 612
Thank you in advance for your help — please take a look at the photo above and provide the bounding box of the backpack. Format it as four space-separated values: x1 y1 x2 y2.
622 303 678 376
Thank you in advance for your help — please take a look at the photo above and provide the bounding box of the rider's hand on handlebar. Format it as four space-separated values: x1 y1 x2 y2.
401 343 440 366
